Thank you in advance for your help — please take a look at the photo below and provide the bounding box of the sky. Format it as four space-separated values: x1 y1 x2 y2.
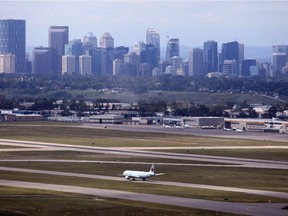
1 1 288 48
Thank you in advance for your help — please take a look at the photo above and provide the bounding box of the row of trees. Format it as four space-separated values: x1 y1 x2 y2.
0 96 285 119
1 74 288 96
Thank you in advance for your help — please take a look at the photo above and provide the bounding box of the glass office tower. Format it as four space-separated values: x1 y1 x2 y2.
0 19 26 73
49 26 69 74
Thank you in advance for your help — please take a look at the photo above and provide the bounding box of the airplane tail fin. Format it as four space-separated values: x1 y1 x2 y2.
149 164 155 173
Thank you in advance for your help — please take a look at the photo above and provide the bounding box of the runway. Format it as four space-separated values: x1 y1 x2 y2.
1 139 288 170
0 180 287 216
1 166 288 200
0 137 287 215
81 124 288 143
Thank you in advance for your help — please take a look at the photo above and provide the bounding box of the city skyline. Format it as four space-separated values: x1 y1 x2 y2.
1 1 288 47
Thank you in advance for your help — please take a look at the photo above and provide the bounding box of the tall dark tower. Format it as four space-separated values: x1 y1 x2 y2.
0 19 26 73
49 26 69 74
204 41 218 74
166 38 180 61
221 41 239 74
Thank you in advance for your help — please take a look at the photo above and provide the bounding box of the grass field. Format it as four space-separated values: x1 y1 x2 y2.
0 186 242 216
155 148 288 162
0 122 287 148
1 161 287 193
0 121 287 215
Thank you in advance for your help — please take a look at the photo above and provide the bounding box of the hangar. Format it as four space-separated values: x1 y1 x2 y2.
89 114 125 124
181 117 224 128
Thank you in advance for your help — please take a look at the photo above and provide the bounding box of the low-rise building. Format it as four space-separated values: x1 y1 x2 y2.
89 114 125 124
2 113 43 122
181 117 224 128
224 118 288 133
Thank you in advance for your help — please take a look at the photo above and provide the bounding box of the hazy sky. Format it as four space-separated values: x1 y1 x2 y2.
1 1 288 47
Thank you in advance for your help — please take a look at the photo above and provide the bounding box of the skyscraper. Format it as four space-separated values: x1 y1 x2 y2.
79 55 92 75
101 48 114 76
166 38 180 62
242 59 256 77
99 32 114 49
62 55 76 75
83 32 97 54
32 47 51 74
146 29 160 62
221 41 239 74
0 19 26 73
49 26 69 74
272 45 287 77
134 41 146 56
65 39 83 74
170 56 182 76
222 60 237 75
203 41 218 74
189 48 204 77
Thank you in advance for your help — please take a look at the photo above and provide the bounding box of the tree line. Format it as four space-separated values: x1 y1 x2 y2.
0 74 288 96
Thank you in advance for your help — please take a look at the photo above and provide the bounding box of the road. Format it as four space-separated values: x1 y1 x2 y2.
0 180 287 216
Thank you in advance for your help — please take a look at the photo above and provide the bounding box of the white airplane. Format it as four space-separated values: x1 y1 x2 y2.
122 164 164 181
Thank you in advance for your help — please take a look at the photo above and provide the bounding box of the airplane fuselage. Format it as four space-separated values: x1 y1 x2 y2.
122 170 155 180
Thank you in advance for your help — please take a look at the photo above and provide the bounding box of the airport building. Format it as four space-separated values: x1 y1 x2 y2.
89 114 125 124
181 117 224 128
224 118 288 133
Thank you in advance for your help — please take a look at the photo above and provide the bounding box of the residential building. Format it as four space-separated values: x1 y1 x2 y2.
170 56 182 76
79 54 92 75
65 39 83 73
113 59 123 75
62 55 76 75
49 26 69 74
0 19 26 73
0 54 15 73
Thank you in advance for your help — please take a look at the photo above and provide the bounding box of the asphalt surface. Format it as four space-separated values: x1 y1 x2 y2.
81 124 288 142
1 139 288 170
0 180 287 216
0 134 288 215
1 166 288 200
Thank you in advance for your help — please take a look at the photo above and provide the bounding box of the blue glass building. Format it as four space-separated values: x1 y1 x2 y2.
204 41 218 74
0 19 26 73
